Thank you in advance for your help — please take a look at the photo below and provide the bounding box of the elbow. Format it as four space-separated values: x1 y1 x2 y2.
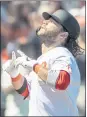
55 70 70 90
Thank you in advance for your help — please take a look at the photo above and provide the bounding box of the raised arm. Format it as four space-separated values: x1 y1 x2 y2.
2 51 30 99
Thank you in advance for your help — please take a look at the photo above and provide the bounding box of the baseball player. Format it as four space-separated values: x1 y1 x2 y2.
3 10 81 116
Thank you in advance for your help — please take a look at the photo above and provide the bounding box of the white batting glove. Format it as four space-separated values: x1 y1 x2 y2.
15 50 38 74
17 50 32 61
2 51 19 78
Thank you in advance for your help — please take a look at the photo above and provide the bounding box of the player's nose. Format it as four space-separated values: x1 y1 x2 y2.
42 20 48 26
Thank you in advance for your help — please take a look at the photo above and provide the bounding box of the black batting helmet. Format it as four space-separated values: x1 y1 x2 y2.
42 9 80 40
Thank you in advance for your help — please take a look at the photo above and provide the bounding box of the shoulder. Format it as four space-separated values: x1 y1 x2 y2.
51 47 78 69
55 47 71 55
37 47 76 64
52 47 74 61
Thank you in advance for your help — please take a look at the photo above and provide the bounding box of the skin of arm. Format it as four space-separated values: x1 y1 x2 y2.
37 67 48 81
11 75 24 90
11 74 30 98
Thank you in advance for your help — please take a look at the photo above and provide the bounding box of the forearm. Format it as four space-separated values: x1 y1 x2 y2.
11 74 24 90
37 67 48 81
11 74 29 98
2 51 30 98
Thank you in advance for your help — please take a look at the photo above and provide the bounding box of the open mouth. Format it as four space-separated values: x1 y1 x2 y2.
36 27 41 35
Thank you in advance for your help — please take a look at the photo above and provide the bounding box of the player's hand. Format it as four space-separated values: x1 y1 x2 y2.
15 50 37 72
2 51 19 78
17 50 32 61
15 59 37 71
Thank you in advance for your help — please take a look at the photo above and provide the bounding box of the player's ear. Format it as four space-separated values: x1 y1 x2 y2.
58 32 69 40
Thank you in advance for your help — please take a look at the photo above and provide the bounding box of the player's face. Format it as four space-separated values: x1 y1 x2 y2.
36 18 63 42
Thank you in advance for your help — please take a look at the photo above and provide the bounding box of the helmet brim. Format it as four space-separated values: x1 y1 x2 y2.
42 12 68 32
42 12 61 24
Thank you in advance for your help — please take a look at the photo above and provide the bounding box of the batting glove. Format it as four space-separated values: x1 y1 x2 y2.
2 51 19 78
15 50 38 74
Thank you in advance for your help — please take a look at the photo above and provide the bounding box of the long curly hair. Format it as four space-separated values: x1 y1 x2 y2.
65 37 85 57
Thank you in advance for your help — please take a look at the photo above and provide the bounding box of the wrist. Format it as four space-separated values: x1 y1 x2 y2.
11 74 22 82
10 70 19 78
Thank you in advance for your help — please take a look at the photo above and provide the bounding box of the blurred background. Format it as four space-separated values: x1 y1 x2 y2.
1 0 86 116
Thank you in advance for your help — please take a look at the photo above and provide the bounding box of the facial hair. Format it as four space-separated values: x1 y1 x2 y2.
36 25 59 44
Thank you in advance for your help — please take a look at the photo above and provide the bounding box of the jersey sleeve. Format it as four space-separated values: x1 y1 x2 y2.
46 57 72 90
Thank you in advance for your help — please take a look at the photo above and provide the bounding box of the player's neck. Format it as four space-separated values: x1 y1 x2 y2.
41 43 57 54
42 43 50 54
41 36 65 54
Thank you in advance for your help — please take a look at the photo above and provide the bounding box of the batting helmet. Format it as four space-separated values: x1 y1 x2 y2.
42 9 80 40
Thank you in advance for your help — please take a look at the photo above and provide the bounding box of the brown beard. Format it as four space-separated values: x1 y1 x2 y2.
36 23 65 48
36 26 59 43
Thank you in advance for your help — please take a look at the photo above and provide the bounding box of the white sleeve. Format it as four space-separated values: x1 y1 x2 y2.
46 58 72 86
